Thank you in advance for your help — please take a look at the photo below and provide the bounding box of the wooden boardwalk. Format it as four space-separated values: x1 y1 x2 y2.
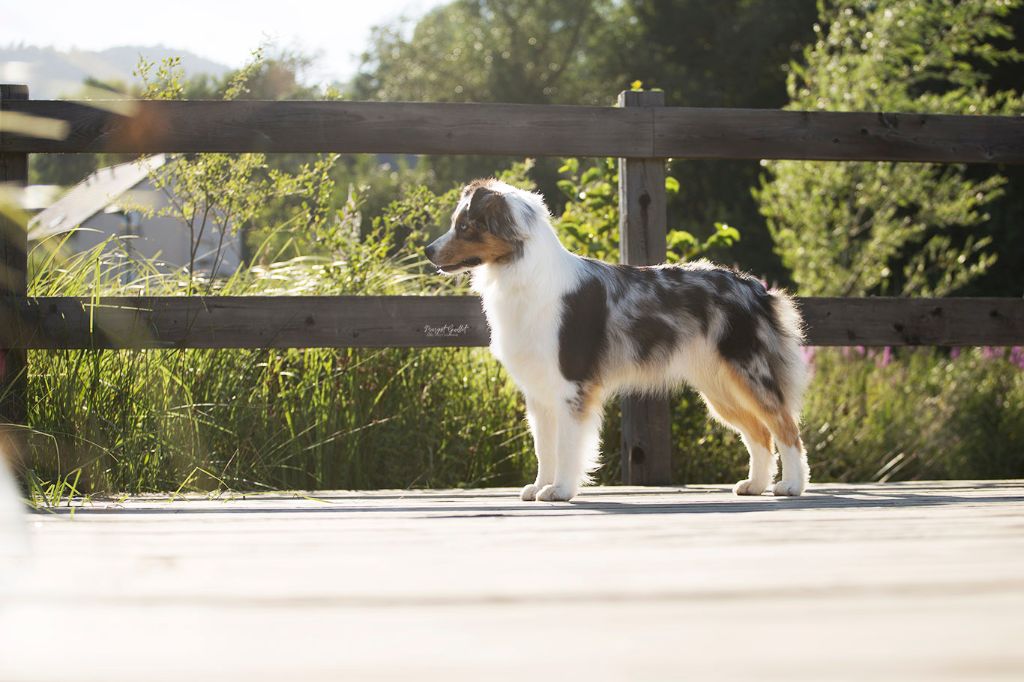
2 481 1023 681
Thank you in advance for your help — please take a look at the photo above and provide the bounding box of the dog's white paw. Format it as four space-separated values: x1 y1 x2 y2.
535 484 577 502
733 479 770 496
773 479 806 497
520 483 542 501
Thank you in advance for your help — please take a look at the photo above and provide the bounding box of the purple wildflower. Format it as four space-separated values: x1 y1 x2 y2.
877 346 893 368
981 346 1004 361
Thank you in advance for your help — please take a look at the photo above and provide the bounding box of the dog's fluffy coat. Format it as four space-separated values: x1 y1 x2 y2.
426 179 810 501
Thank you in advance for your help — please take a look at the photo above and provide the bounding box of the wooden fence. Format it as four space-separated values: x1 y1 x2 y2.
2 84 1023 485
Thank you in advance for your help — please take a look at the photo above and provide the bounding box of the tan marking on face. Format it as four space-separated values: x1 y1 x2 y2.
433 220 520 269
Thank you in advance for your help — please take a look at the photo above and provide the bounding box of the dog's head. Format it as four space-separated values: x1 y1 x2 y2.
425 180 525 274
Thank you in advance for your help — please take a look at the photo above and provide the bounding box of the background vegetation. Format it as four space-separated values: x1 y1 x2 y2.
17 0 1024 498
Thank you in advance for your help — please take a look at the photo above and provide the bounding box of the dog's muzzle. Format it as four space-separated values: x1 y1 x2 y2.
425 238 481 273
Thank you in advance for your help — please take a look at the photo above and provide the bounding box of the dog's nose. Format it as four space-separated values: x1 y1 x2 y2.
425 243 437 262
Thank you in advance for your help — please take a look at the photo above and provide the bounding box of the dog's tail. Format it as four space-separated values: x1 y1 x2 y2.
768 289 810 417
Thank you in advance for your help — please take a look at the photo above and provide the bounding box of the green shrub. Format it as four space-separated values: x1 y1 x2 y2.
757 0 1024 297
802 347 1024 482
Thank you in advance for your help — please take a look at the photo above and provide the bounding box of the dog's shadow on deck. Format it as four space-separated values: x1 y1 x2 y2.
42 482 1024 517
568 488 1023 516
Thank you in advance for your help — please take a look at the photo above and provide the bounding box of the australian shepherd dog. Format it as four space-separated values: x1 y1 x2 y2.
426 179 810 502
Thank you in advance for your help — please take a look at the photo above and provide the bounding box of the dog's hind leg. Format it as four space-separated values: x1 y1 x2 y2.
764 411 808 497
536 383 603 502
522 396 558 501
703 393 776 496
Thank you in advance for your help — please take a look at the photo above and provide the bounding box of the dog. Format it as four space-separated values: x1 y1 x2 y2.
425 179 810 502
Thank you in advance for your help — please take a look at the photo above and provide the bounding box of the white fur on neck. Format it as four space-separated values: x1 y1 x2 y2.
470 189 582 403
471 188 580 301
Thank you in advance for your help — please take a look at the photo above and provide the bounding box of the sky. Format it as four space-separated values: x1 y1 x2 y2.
2 0 447 84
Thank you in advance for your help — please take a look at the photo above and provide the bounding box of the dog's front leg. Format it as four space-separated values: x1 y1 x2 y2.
535 403 601 502
521 396 558 501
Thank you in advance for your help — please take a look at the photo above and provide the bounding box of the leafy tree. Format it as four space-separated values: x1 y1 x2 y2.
349 0 624 200
555 157 739 263
351 0 615 105
615 1 818 279
351 0 816 275
133 55 338 287
964 5 1024 297
757 0 1024 296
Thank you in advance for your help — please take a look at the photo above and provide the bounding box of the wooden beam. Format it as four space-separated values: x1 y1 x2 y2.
1 100 653 158
1 296 1021 350
618 90 673 486
2 295 490 350
0 84 29 471
4 99 1023 164
798 297 1024 347
654 108 1024 164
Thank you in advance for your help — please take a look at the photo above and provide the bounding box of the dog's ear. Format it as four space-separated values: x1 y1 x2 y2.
468 186 503 222
467 185 518 239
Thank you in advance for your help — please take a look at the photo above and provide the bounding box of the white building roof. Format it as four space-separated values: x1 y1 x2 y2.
20 185 64 212
27 154 167 241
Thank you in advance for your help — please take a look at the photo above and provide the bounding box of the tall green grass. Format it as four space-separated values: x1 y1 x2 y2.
802 347 1024 482
24 214 537 495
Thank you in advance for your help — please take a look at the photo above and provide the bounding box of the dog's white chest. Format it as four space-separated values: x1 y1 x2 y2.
482 292 562 394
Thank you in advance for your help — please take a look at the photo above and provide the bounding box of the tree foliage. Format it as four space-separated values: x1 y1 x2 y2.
554 158 739 263
351 0 816 275
351 0 616 104
757 0 1024 296
133 55 338 287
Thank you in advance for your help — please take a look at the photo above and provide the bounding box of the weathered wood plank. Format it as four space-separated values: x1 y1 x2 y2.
4 99 1023 163
4 483 1024 681
0 99 654 157
618 90 673 486
1 296 1022 349
654 107 1024 163
798 297 1024 346
3 295 490 349
0 84 29 466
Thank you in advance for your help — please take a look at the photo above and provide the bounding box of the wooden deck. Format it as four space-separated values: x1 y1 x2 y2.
2 481 1023 681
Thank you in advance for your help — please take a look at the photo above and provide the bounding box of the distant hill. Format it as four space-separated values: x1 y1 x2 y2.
0 44 231 98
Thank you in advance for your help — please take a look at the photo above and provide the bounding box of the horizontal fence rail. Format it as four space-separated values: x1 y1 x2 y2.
2 296 1022 350
3 100 1024 163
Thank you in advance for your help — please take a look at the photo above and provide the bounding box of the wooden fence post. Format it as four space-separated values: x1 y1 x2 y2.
0 84 29 471
617 89 672 485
